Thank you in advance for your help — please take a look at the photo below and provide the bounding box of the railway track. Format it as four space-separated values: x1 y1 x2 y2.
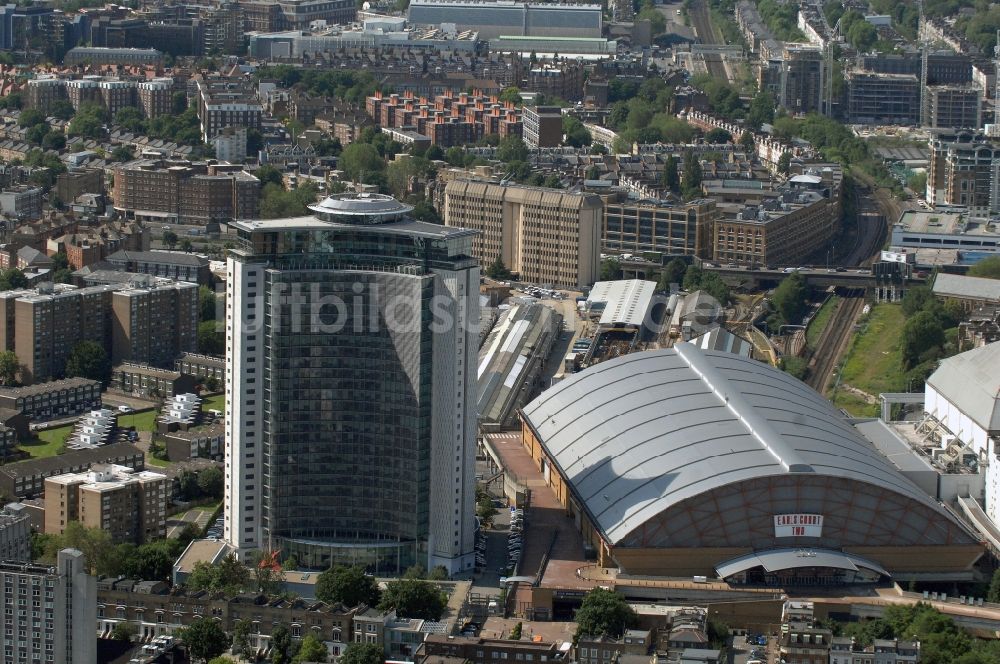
805 290 865 393
688 0 729 78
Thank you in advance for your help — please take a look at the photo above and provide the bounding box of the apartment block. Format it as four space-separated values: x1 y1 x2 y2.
112 159 260 226
0 186 43 221
924 85 982 131
845 70 920 126
175 352 224 382
366 90 521 147
777 45 824 115
602 195 716 258
195 79 264 142
44 463 168 544
0 503 31 562
0 549 96 664
136 78 175 119
444 180 603 288
0 442 145 499
0 377 101 423
926 132 1000 214
110 279 198 368
713 167 843 267
522 105 563 148
162 423 223 462
110 363 199 398
24 77 67 114
105 250 212 286
64 46 163 67
0 278 198 385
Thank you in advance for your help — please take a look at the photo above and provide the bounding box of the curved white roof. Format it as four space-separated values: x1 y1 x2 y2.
520 344 943 544
927 342 1000 433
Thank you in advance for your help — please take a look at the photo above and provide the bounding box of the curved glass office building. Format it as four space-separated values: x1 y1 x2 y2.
224 194 480 574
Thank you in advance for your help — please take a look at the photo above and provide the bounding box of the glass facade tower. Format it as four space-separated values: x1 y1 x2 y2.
224 194 480 574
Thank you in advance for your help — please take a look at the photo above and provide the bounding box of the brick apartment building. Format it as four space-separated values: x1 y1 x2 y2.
0 377 101 423
112 159 260 226
195 78 264 142
44 463 168 544
0 278 198 385
0 442 145 499
366 90 522 147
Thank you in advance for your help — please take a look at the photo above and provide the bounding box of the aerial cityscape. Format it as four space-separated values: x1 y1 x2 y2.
0 0 998 662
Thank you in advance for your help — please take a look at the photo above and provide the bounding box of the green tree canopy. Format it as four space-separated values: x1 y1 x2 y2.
601 257 622 281
293 633 329 663
968 256 1000 279
340 143 386 182
339 642 384 664
187 553 250 595
497 136 529 163
901 310 946 370
270 624 293 664
180 617 231 663
747 90 775 131
499 87 523 105
65 340 110 383
198 320 223 355
18 108 46 128
771 273 811 326
378 578 448 620
315 565 381 608
0 268 27 291
0 350 20 386
486 256 512 280
778 151 792 176
704 128 732 144
662 155 680 194
681 150 703 200
574 588 637 640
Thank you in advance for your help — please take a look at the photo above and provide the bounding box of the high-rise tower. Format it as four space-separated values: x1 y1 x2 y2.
224 193 480 574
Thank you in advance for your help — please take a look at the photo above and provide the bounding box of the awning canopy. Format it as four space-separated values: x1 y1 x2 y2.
715 548 890 579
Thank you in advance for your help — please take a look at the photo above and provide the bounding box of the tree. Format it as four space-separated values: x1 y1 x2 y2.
968 256 1000 280
163 229 178 249
339 642 384 664
510 622 523 640
255 164 284 187
0 268 28 290
18 108 46 128
498 87 523 105
270 624 293 664
428 566 449 581
574 588 637 640
410 200 441 224
0 351 19 386
425 145 444 161
662 154 680 194
111 622 136 642
476 489 497 526
704 128 732 144
902 284 935 317
340 142 385 182
781 356 809 379
847 20 878 52
739 131 756 154
293 633 329 663
316 565 381 607
378 579 448 620
199 285 218 322
747 90 775 130
197 466 224 498
180 238 194 253
989 568 1000 603
181 617 231 663
109 145 134 162
681 150 703 200
50 100 75 121
771 273 810 326
41 131 65 151
637 0 666 35
198 320 224 355
659 258 687 290
187 553 250 594
778 151 792 176
901 310 945 370
69 103 108 140
601 257 622 281
486 256 512 280
497 136 529 163
65 340 110 383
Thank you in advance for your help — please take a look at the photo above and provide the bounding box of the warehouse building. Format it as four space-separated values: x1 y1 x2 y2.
518 345 985 584
407 0 602 40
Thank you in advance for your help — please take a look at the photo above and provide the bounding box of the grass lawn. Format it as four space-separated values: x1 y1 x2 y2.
806 296 840 349
19 424 74 458
117 409 159 433
193 499 222 513
146 455 172 468
829 303 906 415
831 390 879 418
202 394 226 413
